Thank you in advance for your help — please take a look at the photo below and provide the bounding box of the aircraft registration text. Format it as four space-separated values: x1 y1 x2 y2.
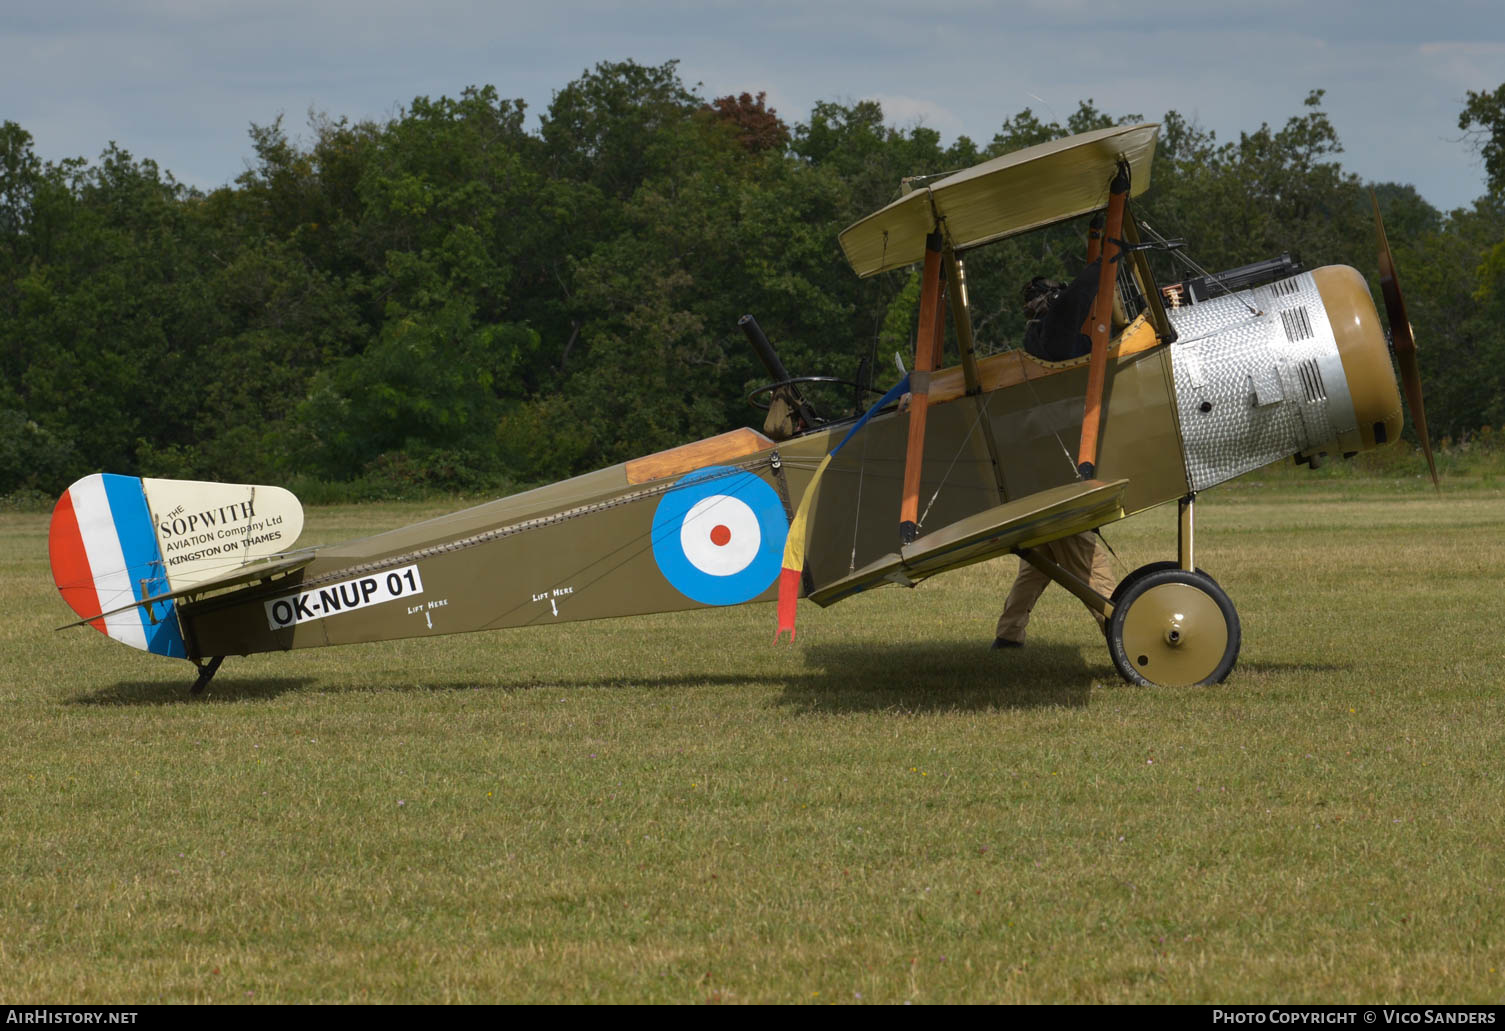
264 565 424 631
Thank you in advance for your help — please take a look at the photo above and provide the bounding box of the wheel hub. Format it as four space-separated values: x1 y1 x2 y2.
1118 582 1229 687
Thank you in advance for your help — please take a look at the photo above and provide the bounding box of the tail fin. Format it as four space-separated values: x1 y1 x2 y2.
49 475 303 657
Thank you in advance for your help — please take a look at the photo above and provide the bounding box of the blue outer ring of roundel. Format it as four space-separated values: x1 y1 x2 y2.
651 465 789 606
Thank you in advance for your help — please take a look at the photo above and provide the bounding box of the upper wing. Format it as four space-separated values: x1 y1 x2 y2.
808 478 1129 606
839 123 1160 278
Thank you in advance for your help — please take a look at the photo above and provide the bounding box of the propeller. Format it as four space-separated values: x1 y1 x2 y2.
1371 191 1439 490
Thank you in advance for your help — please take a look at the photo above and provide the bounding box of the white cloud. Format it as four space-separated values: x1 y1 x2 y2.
2 0 1501 207
871 95 964 136
1417 41 1505 90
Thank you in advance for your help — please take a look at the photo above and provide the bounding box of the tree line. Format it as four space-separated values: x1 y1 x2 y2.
3 61 1502 498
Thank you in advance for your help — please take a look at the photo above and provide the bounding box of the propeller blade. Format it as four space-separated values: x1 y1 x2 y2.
1371 191 1439 489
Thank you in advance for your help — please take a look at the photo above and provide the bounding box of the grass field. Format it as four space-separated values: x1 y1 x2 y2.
3 476 1503 1003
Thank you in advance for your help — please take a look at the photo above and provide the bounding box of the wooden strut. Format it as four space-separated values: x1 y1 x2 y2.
944 245 1007 505
1075 164 1130 480
899 230 946 544
1085 211 1105 265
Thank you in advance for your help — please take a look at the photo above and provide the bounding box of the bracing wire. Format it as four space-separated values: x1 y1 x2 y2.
917 386 997 529
1010 347 1080 477
1139 218 1261 317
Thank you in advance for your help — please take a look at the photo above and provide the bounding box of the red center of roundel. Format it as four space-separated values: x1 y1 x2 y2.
710 524 731 547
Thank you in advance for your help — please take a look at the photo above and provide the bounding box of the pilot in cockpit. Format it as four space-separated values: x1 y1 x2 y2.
994 250 1119 649
1021 255 1131 363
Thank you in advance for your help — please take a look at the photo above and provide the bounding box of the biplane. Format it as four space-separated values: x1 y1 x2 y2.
48 121 1435 693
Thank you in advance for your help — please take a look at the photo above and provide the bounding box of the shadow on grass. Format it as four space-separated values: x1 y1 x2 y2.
72 671 764 705
73 640 1112 710
777 640 1106 714
70 677 316 706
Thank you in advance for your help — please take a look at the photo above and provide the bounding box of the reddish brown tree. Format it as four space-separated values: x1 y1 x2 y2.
706 91 790 154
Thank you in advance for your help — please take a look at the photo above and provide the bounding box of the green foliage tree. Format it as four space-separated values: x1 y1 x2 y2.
1460 84 1505 198
4 74 1504 500
1142 91 1368 278
1388 196 1505 439
6 142 222 475
539 60 702 202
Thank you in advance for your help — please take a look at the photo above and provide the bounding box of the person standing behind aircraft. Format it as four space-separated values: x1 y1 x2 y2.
992 532 1115 648
996 269 1116 647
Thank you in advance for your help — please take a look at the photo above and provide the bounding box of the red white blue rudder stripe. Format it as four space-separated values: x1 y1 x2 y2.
49 474 187 658
651 466 788 606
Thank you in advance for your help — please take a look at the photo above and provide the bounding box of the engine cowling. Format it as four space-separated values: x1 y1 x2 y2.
1166 265 1403 490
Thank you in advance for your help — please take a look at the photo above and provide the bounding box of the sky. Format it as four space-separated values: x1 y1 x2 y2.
5 0 1504 212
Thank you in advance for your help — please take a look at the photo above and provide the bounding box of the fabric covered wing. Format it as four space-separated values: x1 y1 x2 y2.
808 478 1129 606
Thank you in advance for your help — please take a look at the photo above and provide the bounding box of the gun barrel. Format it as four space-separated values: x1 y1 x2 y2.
739 314 792 384
1184 253 1301 302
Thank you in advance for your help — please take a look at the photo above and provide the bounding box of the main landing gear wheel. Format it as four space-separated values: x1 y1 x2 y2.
1108 560 1218 609
1106 567 1240 687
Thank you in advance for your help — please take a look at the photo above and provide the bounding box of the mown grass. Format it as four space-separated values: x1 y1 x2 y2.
1255 429 1505 489
2 480 1503 1003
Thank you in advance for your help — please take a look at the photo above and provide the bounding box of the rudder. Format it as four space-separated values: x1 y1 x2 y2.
50 473 186 657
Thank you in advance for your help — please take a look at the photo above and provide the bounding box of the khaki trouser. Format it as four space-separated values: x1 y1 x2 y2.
995 532 1116 643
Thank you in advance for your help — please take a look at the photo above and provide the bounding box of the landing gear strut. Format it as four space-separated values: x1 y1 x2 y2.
189 656 224 696
1103 495 1241 686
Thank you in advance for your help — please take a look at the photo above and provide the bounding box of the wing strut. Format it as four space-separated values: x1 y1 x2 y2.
1075 162 1130 479
944 245 1007 505
898 229 946 543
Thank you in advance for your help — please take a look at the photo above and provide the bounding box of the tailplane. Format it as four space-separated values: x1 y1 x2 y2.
49 474 303 656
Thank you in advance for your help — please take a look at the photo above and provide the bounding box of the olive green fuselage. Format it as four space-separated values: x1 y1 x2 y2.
176 338 1187 662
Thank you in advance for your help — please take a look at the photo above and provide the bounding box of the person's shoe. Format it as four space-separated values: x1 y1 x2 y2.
990 637 1023 650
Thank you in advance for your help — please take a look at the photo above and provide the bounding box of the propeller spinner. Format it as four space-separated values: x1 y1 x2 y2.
1371 191 1440 489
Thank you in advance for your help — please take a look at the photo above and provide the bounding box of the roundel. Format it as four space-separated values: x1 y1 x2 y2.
651 466 788 606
